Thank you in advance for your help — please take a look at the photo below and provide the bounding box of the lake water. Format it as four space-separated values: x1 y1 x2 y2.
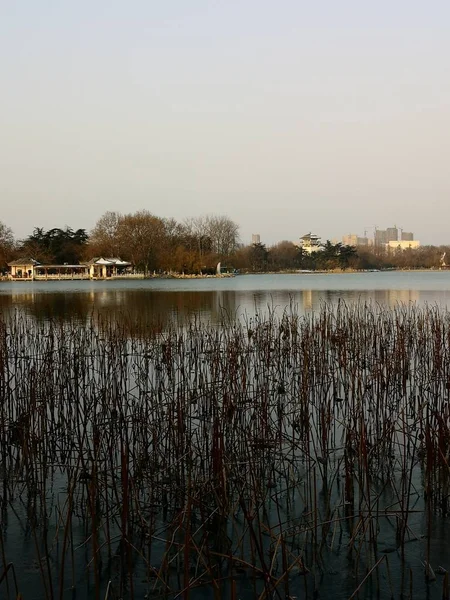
1 271 450 324
1 271 450 600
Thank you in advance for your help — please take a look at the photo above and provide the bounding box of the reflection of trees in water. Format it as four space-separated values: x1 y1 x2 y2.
0 287 432 330
0 292 92 323
2 298 450 600
0 294 14 315
92 290 242 329
0 290 242 329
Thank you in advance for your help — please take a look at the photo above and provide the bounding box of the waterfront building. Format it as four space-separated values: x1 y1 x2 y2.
86 258 132 279
7 258 40 279
8 257 132 280
299 232 322 254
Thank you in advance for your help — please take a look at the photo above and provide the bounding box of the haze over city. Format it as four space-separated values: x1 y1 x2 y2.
1 1 449 245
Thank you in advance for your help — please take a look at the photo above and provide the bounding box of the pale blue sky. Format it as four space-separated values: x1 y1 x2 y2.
1 1 449 245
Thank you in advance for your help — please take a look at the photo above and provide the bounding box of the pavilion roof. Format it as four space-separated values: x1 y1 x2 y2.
300 233 321 244
7 258 41 266
105 258 131 265
86 257 131 266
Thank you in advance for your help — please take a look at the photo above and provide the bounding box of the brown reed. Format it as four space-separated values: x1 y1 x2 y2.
0 302 450 598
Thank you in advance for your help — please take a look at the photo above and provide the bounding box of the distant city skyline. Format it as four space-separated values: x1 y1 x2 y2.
1 1 449 246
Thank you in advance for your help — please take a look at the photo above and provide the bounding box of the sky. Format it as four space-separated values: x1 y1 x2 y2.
1 0 449 246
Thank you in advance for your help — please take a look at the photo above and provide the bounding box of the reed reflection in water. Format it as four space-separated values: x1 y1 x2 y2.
1 300 450 599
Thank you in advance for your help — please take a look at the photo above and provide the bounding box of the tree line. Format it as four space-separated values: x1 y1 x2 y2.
1 214 449 274
238 240 358 272
239 241 450 272
0 212 240 275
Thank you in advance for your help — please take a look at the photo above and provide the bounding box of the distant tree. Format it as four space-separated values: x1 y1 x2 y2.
314 240 339 270
268 241 301 270
352 247 386 270
0 220 15 270
297 249 317 271
162 217 184 245
420 245 450 269
183 215 240 259
248 242 269 272
150 218 197 273
204 215 240 256
20 226 88 264
311 241 358 271
231 245 252 271
19 229 53 264
88 211 123 257
183 216 213 259
117 210 166 274
338 245 357 270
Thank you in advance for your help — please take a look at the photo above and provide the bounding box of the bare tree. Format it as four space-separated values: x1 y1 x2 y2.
117 210 166 274
183 216 211 258
89 211 123 257
0 220 15 269
268 241 301 270
204 215 240 256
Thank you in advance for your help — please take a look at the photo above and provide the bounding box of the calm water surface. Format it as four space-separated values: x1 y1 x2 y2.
1 272 450 324
2 271 450 599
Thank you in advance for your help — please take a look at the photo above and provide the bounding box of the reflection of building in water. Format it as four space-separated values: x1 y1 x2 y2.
387 290 420 305
302 289 313 310
0 284 442 332
213 290 224 319
11 292 36 304
93 291 108 306
213 290 239 322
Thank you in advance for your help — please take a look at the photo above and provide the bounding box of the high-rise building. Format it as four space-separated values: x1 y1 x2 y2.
342 234 358 246
374 229 388 245
251 234 260 245
342 234 369 246
401 231 414 241
386 227 398 242
375 227 398 245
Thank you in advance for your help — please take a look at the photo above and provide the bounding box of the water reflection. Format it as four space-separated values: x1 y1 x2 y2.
0 285 443 329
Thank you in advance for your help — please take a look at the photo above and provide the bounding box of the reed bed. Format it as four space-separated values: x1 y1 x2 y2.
1 302 450 599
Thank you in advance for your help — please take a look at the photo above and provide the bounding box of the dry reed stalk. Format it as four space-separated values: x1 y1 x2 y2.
1 303 450 597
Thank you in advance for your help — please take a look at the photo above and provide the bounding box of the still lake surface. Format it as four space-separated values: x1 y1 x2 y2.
1 271 450 600
2 271 450 324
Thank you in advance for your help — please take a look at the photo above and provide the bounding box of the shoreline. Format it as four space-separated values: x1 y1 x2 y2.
1 267 448 283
